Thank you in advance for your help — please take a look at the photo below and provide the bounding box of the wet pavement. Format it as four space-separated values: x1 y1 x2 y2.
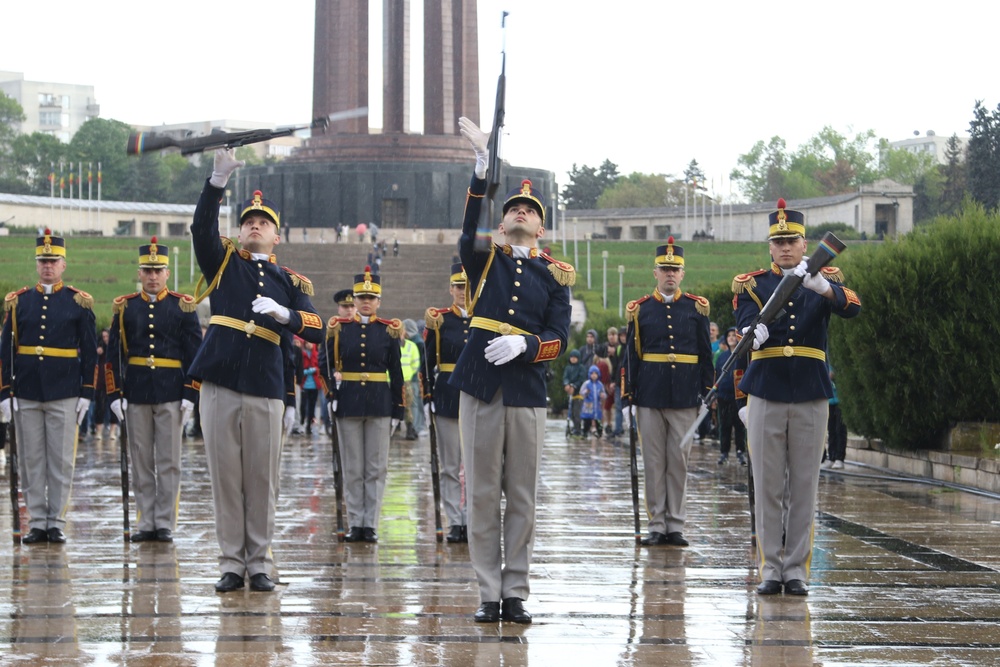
4 420 1000 666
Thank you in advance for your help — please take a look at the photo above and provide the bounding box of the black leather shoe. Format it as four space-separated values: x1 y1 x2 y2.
130 530 157 543
756 580 783 595
46 527 66 543
215 572 245 593
640 531 669 546
474 601 500 623
249 573 276 592
784 579 809 596
156 528 173 542
22 528 48 544
344 527 364 542
460 526 469 543
737 452 747 466
446 526 464 543
717 455 728 465
362 527 378 543
665 531 689 547
501 597 532 624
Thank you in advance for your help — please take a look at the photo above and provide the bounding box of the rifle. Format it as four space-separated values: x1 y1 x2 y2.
473 11 509 253
119 408 131 542
125 108 368 157
323 344 345 541
7 419 20 544
678 231 848 449
427 410 443 543
628 412 641 545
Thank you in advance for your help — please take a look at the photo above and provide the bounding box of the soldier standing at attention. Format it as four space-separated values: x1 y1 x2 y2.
1 230 98 544
190 149 324 593
734 199 861 596
319 268 405 543
423 262 471 543
106 238 203 543
622 237 713 548
453 117 573 625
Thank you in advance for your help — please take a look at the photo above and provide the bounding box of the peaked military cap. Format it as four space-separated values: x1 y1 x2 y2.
240 189 281 228
768 198 805 240
654 236 684 267
333 289 355 306
353 266 381 297
138 236 169 267
450 262 467 285
35 228 66 259
502 179 546 224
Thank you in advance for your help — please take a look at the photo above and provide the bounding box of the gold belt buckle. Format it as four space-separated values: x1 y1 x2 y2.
667 353 676 362
498 322 513 335
782 345 794 357
35 345 45 356
244 320 257 337
360 372 369 382
146 356 156 367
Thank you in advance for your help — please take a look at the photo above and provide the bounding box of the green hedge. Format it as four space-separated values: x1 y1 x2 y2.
829 204 1000 449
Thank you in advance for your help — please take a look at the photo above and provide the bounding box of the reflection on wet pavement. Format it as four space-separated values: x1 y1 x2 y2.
2 419 1000 665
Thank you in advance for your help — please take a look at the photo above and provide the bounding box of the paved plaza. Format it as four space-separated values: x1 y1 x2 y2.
3 419 1000 665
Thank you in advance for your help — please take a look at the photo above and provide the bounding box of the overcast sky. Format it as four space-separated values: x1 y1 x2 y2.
3 0 994 201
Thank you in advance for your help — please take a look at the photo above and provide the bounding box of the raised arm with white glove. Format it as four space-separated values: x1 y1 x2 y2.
75 397 91 426
793 258 832 297
208 148 245 189
741 323 769 351
484 335 527 366
252 297 291 325
458 116 490 179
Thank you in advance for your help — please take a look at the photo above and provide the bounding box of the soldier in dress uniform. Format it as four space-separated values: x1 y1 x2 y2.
733 198 861 596
422 262 471 543
621 237 713 547
453 117 574 625
189 149 324 593
106 237 203 543
0 229 98 544
319 268 405 543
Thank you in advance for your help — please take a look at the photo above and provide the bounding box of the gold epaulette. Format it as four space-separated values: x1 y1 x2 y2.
70 287 94 310
326 316 346 335
425 307 446 331
383 318 404 339
222 236 237 252
112 293 135 315
732 269 767 294
684 293 710 317
4 287 27 312
820 266 845 283
172 292 198 313
282 266 315 296
540 253 576 287
625 295 650 321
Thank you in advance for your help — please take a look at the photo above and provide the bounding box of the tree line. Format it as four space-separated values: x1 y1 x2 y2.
560 100 1000 225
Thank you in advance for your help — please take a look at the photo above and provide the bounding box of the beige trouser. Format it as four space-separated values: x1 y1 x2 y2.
125 401 182 532
635 406 696 535
434 415 466 528
14 397 78 531
459 389 545 603
337 416 391 529
200 382 283 578
746 396 828 583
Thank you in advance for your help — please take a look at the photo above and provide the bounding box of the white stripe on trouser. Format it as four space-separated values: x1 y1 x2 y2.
459 389 545 603
200 382 283 577
14 397 78 530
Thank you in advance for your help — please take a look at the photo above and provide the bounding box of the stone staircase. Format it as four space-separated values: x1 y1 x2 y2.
278 242 460 324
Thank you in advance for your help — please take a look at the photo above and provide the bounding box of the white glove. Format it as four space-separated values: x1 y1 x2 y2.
209 148 245 188
328 400 336 422
793 259 832 296
252 297 291 325
429 401 436 414
391 418 400 433
458 116 490 178
621 407 631 431
738 405 749 427
76 397 91 426
484 335 527 365
423 404 431 425
110 398 126 422
283 406 296 435
0 398 10 423
741 323 769 351
181 399 194 427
